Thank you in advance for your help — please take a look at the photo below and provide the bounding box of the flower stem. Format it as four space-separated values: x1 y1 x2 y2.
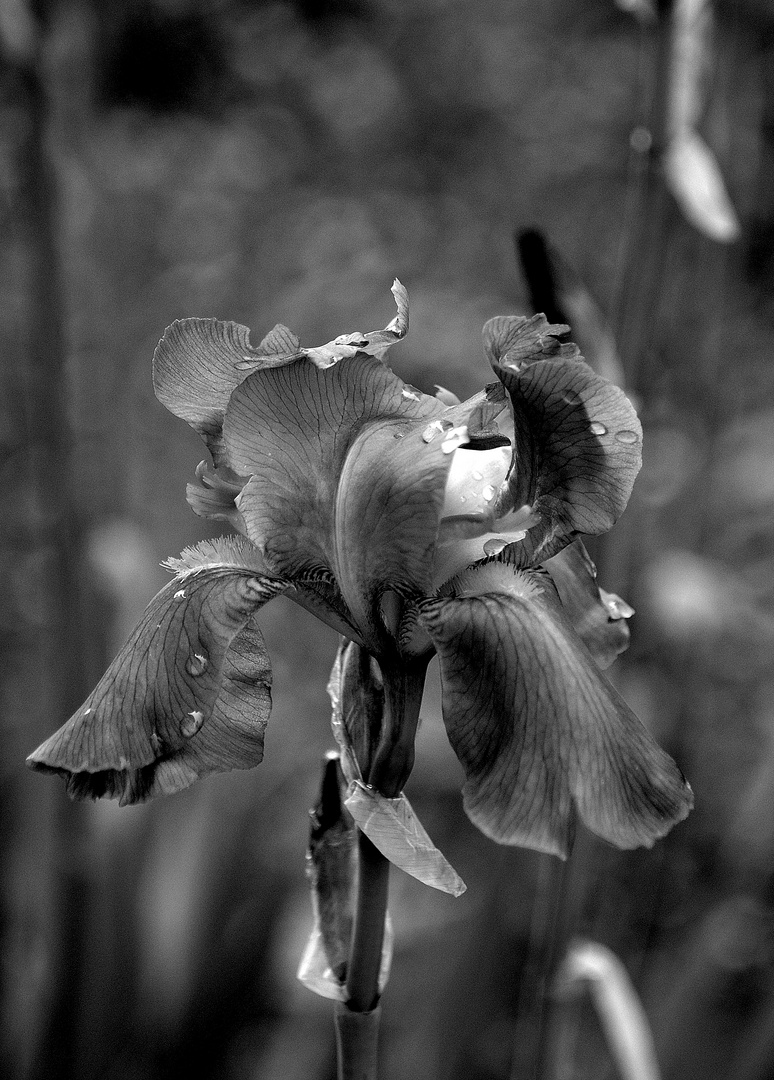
335 830 389 1080
334 1002 381 1080
346 830 390 1012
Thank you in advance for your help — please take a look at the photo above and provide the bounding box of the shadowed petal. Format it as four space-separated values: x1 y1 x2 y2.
27 538 287 804
545 539 633 669
419 562 692 858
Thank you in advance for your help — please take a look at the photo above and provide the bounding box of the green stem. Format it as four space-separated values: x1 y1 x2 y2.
346 831 390 1012
334 1003 381 1080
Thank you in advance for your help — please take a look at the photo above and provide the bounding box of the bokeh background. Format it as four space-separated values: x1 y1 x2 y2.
3 0 774 1077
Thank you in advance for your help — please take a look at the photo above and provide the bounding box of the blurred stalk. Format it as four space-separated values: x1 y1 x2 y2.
2 3 96 1078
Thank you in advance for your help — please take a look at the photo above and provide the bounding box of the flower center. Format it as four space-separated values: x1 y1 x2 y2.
433 445 540 588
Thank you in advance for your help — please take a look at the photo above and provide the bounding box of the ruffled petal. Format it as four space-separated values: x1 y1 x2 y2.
544 539 633 669
482 313 581 369
419 562 692 858
153 318 296 465
27 537 287 804
485 317 641 565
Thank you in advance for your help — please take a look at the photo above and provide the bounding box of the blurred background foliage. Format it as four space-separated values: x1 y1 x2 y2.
2 0 774 1077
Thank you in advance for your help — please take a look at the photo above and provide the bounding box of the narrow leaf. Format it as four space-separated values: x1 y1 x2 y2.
664 132 740 243
556 939 662 1080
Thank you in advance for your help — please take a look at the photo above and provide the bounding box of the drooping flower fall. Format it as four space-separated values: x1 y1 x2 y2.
28 282 692 859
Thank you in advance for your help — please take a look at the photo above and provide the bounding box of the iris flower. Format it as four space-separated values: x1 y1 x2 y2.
28 282 692 859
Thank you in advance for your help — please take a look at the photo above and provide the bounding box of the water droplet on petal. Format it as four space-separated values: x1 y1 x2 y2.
472 471 483 481
186 652 208 677
402 387 421 401
441 425 470 454
174 588 186 599
422 419 446 443
84 707 92 715
482 485 496 502
590 421 607 436
394 431 405 439
615 429 639 444
181 710 205 738
483 537 509 556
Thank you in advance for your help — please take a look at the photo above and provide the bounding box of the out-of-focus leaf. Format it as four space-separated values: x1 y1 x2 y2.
664 132 740 243
421 562 693 857
27 538 287 804
556 939 662 1080
344 781 466 896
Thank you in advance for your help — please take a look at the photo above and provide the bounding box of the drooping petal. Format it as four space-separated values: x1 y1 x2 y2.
484 316 642 565
544 539 633 669
27 538 287 804
419 562 692 858
153 318 298 464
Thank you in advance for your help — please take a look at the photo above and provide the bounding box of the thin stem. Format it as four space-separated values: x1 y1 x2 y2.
334 1003 381 1080
335 832 389 1080
346 831 390 1012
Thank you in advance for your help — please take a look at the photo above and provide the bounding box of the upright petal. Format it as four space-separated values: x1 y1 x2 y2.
27 538 287 804
419 562 692 858
485 316 641 565
223 353 471 650
153 318 296 464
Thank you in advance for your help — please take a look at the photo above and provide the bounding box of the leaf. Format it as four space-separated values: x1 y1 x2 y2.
556 939 662 1080
664 132 740 243
27 552 287 804
490 336 642 565
303 754 358 997
420 562 692 857
544 539 633 669
344 781 466 896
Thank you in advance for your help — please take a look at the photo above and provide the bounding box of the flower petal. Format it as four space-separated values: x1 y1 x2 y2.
27 542 287 804
487 320 641 564
482 313 581 369
544 539 633 669
224 353 461 647
153 318 298 464
419 562 692 857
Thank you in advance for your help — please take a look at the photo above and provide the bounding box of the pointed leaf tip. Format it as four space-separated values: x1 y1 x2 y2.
345 782 466 895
